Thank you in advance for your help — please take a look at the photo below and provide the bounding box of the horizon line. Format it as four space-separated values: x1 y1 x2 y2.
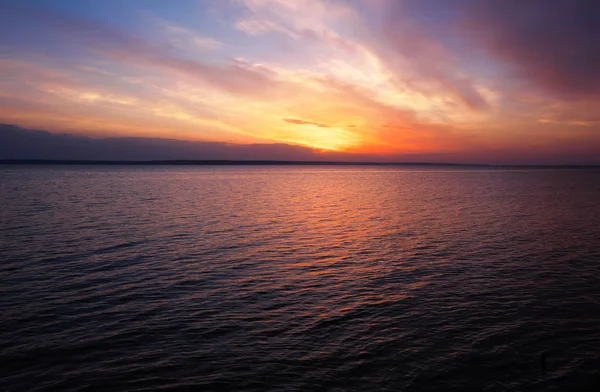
1 159 600 169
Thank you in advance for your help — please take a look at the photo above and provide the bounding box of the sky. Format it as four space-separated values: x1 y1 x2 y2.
0 0 599 164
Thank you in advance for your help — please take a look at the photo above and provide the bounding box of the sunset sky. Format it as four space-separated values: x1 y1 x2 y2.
1 0 599 164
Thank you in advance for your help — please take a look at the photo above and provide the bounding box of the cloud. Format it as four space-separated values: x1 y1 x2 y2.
2 2 491 136
0 123 401 162
234 0 492 112
3 123 598 165
1 0 599 163
162 24 223 51
0 123 316 161
236 0 358 39
364 1 491 112
2 5 277 99
458 0 600 100
283 118 330 127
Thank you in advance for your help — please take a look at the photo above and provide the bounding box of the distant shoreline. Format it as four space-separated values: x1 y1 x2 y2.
1 159 599 169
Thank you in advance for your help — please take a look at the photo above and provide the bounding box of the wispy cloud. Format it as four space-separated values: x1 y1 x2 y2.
0 0 598 163
283 118 330 128
457 0 600 100
162 24 223 51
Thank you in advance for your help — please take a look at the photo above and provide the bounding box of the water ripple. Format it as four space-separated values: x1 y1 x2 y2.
1 166 600 391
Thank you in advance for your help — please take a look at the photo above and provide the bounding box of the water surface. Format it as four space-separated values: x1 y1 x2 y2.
1 166 600 391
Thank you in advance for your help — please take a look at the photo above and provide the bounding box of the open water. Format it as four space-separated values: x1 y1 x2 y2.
1 166 600 391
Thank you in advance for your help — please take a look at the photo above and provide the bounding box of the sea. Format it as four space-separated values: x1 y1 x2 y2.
1 165 600 391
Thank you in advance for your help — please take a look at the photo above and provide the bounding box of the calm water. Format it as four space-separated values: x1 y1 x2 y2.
1 166 600 391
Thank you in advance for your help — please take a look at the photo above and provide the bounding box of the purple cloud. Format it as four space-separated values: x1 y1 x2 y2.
459 0 600 100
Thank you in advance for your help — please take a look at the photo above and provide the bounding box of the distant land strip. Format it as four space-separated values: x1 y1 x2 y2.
2 159 600 169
